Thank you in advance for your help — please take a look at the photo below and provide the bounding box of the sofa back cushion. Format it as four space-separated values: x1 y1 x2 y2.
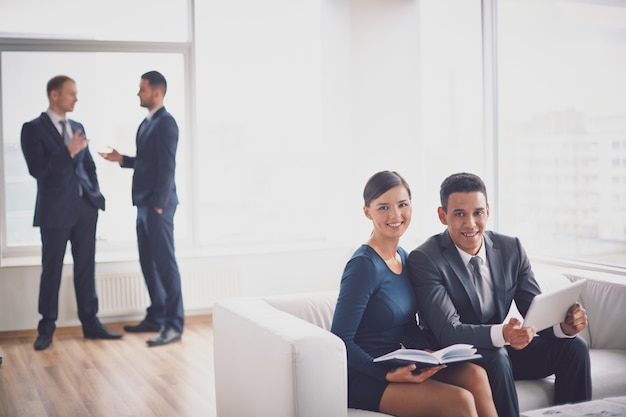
264 290 339 331
563 269 626 349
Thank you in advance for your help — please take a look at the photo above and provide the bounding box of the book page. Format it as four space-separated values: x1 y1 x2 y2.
374 349 437 363
374 344 479 365
432 344 476 361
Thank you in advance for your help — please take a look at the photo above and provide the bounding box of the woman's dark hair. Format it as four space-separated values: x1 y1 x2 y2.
440 172 488 211
363 171 411 207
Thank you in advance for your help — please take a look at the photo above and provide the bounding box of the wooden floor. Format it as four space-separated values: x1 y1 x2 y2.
0 315 217 417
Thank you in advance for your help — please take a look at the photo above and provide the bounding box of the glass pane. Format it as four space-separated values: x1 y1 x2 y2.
0 0 189 42
2 51 189 247
416 0 485 240
497 0 626 267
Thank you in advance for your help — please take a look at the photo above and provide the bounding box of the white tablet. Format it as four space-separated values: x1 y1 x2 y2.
523 279 586 331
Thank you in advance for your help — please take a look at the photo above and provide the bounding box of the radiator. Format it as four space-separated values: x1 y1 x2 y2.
94 269 241 317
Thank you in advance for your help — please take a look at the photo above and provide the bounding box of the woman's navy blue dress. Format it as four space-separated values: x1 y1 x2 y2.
331 245 433 411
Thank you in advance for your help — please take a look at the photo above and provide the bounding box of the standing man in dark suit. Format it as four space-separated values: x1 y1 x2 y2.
99 71 183 347
407 172 591 417
21 75 122 351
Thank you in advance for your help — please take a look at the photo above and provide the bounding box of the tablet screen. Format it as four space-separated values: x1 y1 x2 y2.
523 279 586 331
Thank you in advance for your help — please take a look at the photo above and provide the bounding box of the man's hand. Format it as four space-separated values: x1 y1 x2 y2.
560 302 588 336
98 146 123 164
67 129 88 158
504 317 535 350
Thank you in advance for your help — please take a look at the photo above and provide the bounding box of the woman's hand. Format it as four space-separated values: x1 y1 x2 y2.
385 364 446 383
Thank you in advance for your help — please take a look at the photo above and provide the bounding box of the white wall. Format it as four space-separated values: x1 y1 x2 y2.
0 247 355 331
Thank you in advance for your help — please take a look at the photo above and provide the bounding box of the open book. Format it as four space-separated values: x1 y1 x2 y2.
373 344 482 369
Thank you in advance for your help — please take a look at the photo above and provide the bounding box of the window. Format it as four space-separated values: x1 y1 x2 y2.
2 51 189 248
413 0 486 241
0 1 191 262
496 0 626 267
4 0 624 271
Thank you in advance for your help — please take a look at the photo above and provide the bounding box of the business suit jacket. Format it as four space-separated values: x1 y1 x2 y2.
409 230 592 417
21 112 105 227
119 106 183 332
407 230 544 349
120 106 178 209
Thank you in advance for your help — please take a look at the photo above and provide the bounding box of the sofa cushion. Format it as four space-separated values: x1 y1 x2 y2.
264 290 338 331
588 349 626 400
563 269 626 349
516 377 555 413
518 348 626 409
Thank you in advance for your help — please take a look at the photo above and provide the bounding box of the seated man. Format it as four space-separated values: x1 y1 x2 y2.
407 172 591 417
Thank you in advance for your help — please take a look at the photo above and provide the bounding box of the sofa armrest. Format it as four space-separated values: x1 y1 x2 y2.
214 297 349 417
563 269 626 349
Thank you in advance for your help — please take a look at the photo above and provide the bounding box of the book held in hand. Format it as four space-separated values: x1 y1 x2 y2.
373 344 482 369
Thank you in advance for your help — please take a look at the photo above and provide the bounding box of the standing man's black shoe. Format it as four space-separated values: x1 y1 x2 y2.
124 320 161 333
147 327 181 347
34 334 52 351
83 324 123 340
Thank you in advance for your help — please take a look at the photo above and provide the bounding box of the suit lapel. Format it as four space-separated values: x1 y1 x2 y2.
441 230 484 320
137 118 149 144
138 107 166 143
41 113 65 147
68 120 80 136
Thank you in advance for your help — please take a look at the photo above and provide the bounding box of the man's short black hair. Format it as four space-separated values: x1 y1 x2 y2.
141 71 167 95
440 172 488 211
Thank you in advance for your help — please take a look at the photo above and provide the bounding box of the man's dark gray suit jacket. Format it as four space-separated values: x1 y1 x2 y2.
407 230 548 349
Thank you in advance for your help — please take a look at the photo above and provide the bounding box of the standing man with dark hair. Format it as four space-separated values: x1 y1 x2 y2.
99 71 184 347
21 75 122 351
407 172 591 417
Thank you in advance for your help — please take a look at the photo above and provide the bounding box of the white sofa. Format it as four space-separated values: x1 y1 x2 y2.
213 268 626 417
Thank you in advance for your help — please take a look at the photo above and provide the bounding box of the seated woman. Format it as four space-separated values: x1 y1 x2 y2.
331 171 498 417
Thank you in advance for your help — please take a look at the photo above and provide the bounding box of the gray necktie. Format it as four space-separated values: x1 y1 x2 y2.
470 256 495 322
60 120 70 144
60 119 83 195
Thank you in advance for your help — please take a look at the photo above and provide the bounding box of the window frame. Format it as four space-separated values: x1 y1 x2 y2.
486 0 626 272
0 37 197 266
